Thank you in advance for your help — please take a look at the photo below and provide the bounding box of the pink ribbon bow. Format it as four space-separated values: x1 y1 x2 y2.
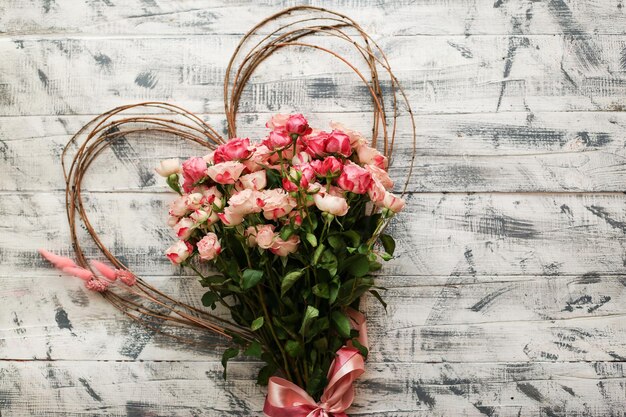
263 310 367 417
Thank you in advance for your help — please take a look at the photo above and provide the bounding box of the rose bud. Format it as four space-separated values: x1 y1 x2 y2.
155 158 181 177
357 144 388 169
256 224 277 249
337 161 372 194
382 192 406 213
313 192 349 216
213 138 252 163
206 161 246 184
270 235 300 257
285 114 311 136
166 240 193 264
266 113 290 131
367 177 386 204
197 233 221 261
174 217 195 240
325 130 352 157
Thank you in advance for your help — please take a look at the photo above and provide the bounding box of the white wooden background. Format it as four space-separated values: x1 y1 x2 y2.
1 0 626 416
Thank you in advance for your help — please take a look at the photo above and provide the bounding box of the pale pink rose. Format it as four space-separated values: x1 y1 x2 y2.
174 217 195 240
364 164 393 189
292 151 310 165
238 170 267 191
206 161 245 184
356 145 388 169
336 161 372 194
264 130 292 150
329 121 366 148
313 192 349 216
182 157 207 189
243 145 272 172
367 177 386 204
190 209 218 225
184 193 204 210
203 151 215 164
166 240 193 264
260 189 297 220
270 235 300 257
310 156 343 177
246 224 276 249
286 114 311 136
218 207 245 226
227 189 262 215
197 233 221 261
266 113 290 131
167 215 179 227
155 158 181 177
325 130 352 157
382 192 405 213
214 138 252 163
304 131 329 157
196 185 223 205
169 195 189 217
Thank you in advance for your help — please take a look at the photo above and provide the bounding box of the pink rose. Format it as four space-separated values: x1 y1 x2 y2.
313 192 349 216
329 121 366 148
310 156 343 177
166 240 193 264
246 224 276 249
304 132 329 158
190 209 218 225
202 151 215 164
382 192 405 213
218 207 245 226
260 189 297 220
286 114 311 136
270 235 300 257
238 170 267 191
244 145 272 172
197 233 221 261
182 157 207 185
227 189 262 215
214 138 252 163
264 131 292 150
357 145 388 169
173 217 195 240
292 151 310 165
325 130 352 157
155 158 181 177
336 161 372 194
184 193 204 210
169 195 189 217
167 215 179 227
364 165 393 189
206 161 245 184
367 177 386 203
266 114 290 131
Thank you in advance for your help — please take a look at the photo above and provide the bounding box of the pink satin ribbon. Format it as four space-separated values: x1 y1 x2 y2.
263 309 367 417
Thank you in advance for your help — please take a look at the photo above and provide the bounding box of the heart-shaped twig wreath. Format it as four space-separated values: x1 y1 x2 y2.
41 6 416 416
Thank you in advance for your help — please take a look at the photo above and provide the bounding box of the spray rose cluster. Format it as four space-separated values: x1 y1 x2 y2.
157 114 404 399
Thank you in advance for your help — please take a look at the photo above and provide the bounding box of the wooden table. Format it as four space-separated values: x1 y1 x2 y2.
1 1 625 415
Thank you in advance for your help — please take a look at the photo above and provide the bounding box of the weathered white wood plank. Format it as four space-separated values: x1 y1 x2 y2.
2 192 623 278
0 360 624 416
0 34 624 116
2 274 624 363
2 0 626 36
2 111 626 192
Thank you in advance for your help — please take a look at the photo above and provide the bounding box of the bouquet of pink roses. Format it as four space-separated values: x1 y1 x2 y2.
158 113 404 408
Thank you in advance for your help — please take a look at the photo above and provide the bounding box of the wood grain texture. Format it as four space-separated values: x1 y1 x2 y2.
1 0 626 416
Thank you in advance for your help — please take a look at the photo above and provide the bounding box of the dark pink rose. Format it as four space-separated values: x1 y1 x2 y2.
285 114 311 136
213 138 252 163
310 156 343 177
325 130 352 157
336 161 372 194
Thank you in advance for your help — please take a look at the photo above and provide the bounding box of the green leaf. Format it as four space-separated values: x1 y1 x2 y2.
379 234 396 255
299 305 319 336
331 310 351 338
281 269 304 296
312 244 325 265
312 282 330 299
251 316 265 331
343 230 361 247
199 275 228 287
346 254 370 277
279 226 294 240
285 340 304 358
319 250 338 276
369 289 387 311
244 340 263 358
327 235 345 251
351 338 369 358
257 364 275 385
221 347 239 379
305 233 318 247
201 291 219 309
241 269 264 290
166 173 182 195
